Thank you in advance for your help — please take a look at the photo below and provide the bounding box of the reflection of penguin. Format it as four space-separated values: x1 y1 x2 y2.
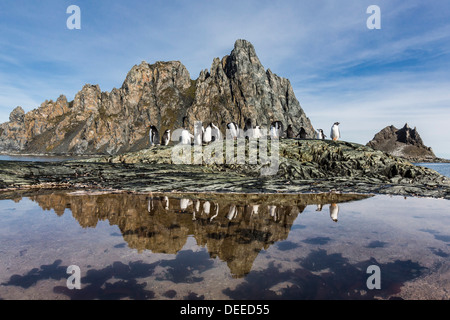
268 205 278 221
203 201 211 215
161 129 171 146
227 122 239 139
316 129 326 140
180 198 192 211
330 203 339 222
162 196 169 210
210 203 219 222
227 205 238 220
149 125 159 146
330 122 340 141
193 200 201 221
286 125 294 139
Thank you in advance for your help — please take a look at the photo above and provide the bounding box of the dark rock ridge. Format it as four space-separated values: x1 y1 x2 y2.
367 124 440 162
1 140 449 199
0 39 314 156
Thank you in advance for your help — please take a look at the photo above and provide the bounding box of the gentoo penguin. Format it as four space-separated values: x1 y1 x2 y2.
180 129 193 145
296 127 307 139
203 123 213 143
149 125 159 146
286 125 294 139
330 122 340 141
227 122 239 139
330 203 339 222
244 118 253 139
194 121 204 145
316 129 326 140
211 123 222 142
161 129 171 146
270 121 284 139
253 123 262 139
180 116 193 145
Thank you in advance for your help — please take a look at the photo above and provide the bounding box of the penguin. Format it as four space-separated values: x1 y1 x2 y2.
161 129 171 146
330 122 340 141
227 122 239 139
180 129 193 145
270 121 284 138
316 204 323 212
330 203 339 222
211 123 222 142
286 124 294 139
316 129 326 140
296 127 307 139
244 118 253 139
203 123 213 143
149 125 159 146
253 123 262 139
194 121 204 145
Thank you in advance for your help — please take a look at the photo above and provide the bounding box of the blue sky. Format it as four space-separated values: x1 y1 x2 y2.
1 0 449 158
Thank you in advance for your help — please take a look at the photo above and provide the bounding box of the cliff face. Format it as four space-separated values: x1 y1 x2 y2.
367 124 436 161
0 39 314 155
186 40 314 136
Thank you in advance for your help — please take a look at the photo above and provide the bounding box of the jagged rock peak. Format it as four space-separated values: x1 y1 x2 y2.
9 106 25 123
0 39 314 155
367 124 435 161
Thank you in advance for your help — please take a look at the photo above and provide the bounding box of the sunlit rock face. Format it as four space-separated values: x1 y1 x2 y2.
0 40 313 156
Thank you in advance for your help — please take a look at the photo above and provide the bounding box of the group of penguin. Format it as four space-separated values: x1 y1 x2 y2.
149 119 341 146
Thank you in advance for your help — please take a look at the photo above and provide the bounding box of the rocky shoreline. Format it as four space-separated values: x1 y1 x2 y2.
0 139 449 200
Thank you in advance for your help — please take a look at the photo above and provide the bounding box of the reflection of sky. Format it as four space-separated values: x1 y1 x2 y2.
1 1 450 158
0 193 449 299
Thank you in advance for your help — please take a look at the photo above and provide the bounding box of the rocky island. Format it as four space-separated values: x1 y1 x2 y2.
0 40 449 200
367 123 449 163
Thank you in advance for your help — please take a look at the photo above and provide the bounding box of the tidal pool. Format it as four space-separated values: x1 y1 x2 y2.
0 190 448 300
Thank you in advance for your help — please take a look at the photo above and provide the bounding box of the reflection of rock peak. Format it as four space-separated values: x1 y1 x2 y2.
27 191 370 277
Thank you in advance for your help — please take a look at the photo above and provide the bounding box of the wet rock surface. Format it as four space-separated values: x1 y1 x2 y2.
1 139 449 199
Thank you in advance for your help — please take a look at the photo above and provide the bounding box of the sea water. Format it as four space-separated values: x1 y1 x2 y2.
415 163 450 178
0 190 448 300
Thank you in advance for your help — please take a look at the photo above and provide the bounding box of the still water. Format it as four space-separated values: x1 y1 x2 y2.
0 190 449 300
